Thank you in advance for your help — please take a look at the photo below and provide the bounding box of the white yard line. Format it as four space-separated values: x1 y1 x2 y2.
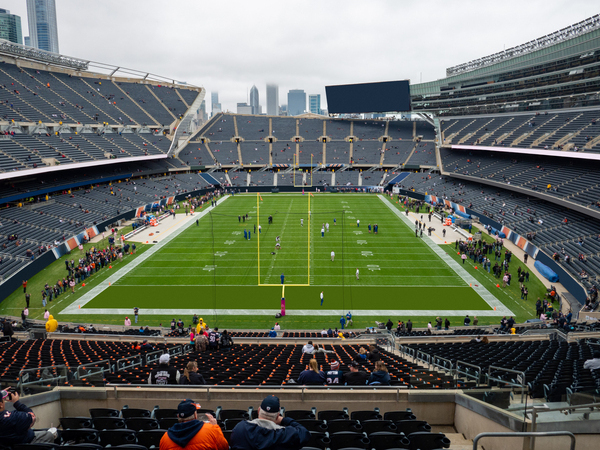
378 194 514 316
59 196 230 314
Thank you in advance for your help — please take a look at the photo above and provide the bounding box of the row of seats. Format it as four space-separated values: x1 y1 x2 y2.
441 109 600 152
51 406 449 450
0 63 200 128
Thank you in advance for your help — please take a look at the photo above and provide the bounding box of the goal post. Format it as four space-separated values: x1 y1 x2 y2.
256 192 311 286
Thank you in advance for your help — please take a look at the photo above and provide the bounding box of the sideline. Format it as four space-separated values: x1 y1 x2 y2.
60 196 230 315
378 194 514 316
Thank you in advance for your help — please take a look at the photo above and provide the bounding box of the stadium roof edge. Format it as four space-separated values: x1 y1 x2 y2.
0 39 202 90
446 15 600 77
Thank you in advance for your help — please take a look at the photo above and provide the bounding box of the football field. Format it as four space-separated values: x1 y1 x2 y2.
59 193 513 327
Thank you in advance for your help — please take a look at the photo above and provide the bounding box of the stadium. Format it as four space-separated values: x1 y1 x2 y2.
0 6 599 450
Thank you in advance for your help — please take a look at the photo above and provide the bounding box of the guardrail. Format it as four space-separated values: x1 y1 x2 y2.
456 360 482 386
18 365 69 395
116 355 143 372
473 431 575 450
487 365 526 403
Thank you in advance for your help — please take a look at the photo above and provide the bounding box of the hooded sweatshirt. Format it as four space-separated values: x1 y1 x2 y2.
45 315 58 332
229 417 310 450
160 419 228 450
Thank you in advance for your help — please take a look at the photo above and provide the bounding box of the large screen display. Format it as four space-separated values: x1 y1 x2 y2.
325 80 411 114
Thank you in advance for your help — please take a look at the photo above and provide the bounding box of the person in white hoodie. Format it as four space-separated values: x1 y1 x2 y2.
302 341 314 354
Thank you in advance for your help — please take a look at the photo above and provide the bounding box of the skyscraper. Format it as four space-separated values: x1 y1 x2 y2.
308 94 321 115
266 84 279 116
249 85 259 115
26 0 59 53
288 89 306 116
211 92 221 116
0 9 23 44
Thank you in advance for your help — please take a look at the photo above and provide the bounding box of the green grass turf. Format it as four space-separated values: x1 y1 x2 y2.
0 193 544 330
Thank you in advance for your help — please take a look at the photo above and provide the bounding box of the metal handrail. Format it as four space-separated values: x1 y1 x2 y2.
431 355 454 373
473 431 575 450
456 360 482 386
76 359 111 379
416 350 431 368
116 355 143 372
487 365 526 402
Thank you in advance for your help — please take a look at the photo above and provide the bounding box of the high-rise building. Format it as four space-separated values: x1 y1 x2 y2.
0 9 23 45
24 36 30 46
287 89 306 116
266 84 279 116
26 0 59 53
237 103 253 114
249 85 259 115
199 100 207 121
308 94 321 115
211 92 221 116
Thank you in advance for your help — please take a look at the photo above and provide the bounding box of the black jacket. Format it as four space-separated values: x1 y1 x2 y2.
0 401 35 445
179 372 206 386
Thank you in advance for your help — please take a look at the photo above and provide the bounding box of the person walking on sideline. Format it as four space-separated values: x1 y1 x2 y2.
320 291 324 306
356 268 359 280
331 251 335 262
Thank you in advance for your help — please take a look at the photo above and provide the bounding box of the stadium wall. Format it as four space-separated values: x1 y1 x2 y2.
0 251 57 304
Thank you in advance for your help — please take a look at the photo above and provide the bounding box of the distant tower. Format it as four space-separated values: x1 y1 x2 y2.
287 89 306 116
211 92 221 116
0 9 23 44
249 85 259 115
26 0 59 53
266 84 279 116
308 94 321 115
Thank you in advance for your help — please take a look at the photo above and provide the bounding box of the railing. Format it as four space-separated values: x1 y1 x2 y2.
473 431 575 450
456 360 482 386
528 403 600 449
487 365 526 403
18 365 69 395
116 355 143 372
76 360 111 381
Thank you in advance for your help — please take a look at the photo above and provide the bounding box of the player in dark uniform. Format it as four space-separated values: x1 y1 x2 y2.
325 361 344 385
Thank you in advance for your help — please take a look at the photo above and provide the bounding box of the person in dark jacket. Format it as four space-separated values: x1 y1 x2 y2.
297 359 325 385
229 395 310 450
148 354 180 385
0 388 56 445
1 319 14 338
159 399 228 450
368 361 391 385
368 345 380 363
179 361 206 386
386 319 393 331
345 361 369 386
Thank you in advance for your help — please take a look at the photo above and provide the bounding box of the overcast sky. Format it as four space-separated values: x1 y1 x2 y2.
5 0 599 112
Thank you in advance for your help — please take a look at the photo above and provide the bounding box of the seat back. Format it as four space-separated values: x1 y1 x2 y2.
59 428 99 445
60 417 94 430
121 408 151 419
92 417 127 430
368 431 411 449
285 409 316 420
317 410 349 421
326 419 362 434
350 410 382 421
295 419 328 432
125 418 160 431
99 429 137 447
407 431 451 450
134 430 167 449
361 419 398 435
328 431 370 450
89 408 120 418
383 410 416 422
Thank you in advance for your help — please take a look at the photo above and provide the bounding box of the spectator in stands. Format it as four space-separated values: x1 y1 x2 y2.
325 360 344 385
45 315 57 333
297 359 325 385
0 388 57 446
159 399 228 450
345 361 369 385
179 362 206 386
229 395 310 450
368 361 391 386
140 340 153 351
195 332 208 352
1 319 14 338
219 329 233 350
368 345 380 362
124 316 131 327
301 341 314 354
269 328 278 338
149 354 180 385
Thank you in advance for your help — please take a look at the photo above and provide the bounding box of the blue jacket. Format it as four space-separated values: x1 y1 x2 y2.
297 370 325 386
229 417 310 450
0 401 35 445
368 370 391 385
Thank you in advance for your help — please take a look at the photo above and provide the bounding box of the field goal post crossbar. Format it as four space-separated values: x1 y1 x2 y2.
293 153 313 187
256 192 311 286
